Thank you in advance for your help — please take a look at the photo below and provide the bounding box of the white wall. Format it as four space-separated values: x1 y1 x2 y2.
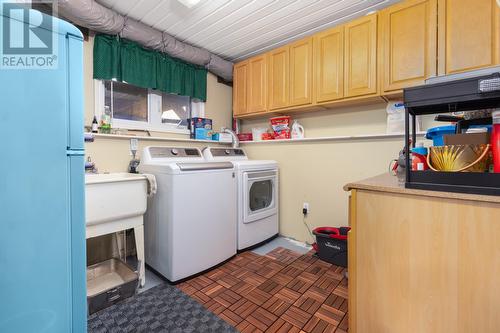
240 104 435 243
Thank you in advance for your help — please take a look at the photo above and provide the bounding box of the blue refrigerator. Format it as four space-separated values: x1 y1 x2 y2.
0 5 86 333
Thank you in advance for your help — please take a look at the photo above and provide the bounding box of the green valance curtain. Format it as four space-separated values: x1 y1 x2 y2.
93 34 208 101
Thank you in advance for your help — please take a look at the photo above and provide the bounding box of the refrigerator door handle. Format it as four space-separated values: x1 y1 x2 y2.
67 149 85 156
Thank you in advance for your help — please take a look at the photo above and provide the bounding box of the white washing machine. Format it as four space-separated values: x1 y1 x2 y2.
139 146 237 282
203 147 278 251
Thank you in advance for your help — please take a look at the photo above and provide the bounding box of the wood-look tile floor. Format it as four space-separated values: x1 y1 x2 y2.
177 247 348 333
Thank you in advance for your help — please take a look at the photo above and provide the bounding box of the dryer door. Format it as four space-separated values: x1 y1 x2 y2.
243 169 278 223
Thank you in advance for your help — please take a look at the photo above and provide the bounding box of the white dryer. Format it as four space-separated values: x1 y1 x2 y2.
139 146 237 282
203 147 278 251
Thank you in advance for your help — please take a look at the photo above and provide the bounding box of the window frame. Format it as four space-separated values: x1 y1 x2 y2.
94 79 191 135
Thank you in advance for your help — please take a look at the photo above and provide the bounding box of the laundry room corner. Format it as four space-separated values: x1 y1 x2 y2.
82 34 234 173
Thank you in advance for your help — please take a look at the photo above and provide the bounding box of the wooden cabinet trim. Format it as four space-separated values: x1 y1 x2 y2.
348 190 357 333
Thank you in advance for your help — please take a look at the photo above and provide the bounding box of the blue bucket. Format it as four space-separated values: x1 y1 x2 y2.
425 125 456 146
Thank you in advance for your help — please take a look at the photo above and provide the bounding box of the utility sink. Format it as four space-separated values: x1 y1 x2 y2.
85 172 150 287
85 173 148 232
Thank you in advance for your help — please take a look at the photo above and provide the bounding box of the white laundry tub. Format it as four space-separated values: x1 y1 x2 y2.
85 172 150 287
85 173 148 231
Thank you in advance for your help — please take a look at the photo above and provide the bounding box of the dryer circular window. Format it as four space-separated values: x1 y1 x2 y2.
244 170 277 223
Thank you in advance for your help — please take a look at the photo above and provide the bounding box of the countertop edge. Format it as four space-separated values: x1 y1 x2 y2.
344 173 500 204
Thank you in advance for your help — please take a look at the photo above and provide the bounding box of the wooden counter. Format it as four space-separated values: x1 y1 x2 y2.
344 173 500 333
345 172 500 204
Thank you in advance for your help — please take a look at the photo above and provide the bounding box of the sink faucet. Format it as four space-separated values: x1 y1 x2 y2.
221 127 240 148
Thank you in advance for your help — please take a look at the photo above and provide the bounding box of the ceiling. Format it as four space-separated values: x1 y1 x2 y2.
96 0 400 62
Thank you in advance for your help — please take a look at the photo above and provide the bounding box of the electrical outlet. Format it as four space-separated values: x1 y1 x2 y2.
303 202 310 215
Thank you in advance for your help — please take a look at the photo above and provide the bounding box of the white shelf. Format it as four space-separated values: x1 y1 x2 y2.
85 132 426 145
85 132 231 145
240 132 426 144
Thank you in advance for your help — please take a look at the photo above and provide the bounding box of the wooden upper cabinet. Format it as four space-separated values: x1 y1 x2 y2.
379 0 437 93
289 37 313 106
232 0 500 118
268 46 289 110
438 0 500 75
344 14 378 98
247 54 268 113
232 61 248 116
314 26 344 102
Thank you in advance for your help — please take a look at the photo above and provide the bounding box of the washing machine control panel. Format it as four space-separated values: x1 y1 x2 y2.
148 147 202 158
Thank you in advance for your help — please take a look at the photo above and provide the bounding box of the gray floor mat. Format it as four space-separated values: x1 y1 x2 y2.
88 283 237 333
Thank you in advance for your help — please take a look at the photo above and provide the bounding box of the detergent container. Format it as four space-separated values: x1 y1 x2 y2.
291 120 305 139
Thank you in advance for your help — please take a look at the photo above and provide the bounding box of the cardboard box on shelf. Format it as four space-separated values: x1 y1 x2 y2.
443 132 490 145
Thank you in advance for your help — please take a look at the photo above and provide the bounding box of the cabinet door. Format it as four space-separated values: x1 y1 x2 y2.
233 61 248 116
268 46 289 110
314 26 344 102
344 14 378 98
248 54 268 113
438 0 500 75
289 37 313 106
380 0 437 92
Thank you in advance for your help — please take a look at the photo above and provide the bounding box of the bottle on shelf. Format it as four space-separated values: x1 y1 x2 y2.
91 116 99 133
100 106 112 134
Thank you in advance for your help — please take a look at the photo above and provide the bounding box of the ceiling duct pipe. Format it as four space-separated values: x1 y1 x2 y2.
57 0 233 81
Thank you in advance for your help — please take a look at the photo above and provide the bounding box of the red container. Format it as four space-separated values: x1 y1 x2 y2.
412 153 429 171
492 110 500 173
493 126 500 172
261 132 275 140
270 116 291 139
237 133 253 141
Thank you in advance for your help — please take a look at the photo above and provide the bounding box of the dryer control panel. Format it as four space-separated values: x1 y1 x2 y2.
211 148 245 157
204 147 247 159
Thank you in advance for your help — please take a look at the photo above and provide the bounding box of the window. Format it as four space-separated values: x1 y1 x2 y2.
96 80 198 134
158 92 190 128
105 81 148 122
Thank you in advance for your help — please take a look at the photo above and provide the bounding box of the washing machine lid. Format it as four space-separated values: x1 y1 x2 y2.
203 147 248 161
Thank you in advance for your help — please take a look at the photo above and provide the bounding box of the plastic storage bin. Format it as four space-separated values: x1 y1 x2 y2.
425 125 456 146
87 258 139 314
312 227 350 267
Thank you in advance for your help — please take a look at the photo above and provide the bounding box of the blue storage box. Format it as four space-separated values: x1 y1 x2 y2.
194 128 213 140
